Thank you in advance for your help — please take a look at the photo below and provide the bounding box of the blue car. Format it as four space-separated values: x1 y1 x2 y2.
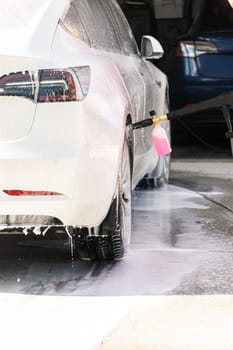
169 30 233 111
166 0 233 115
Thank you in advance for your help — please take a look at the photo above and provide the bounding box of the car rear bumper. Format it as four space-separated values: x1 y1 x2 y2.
0 58 132 229
0 149 119 227
0 94 127 228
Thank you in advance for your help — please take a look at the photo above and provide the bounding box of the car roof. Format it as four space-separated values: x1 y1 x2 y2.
0 0 52 29
0 0 70 56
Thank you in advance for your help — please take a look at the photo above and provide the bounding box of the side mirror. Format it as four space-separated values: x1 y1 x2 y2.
141 35 164 60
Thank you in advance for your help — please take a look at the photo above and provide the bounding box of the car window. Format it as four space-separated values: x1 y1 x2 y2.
0 0 49 29
61 1 90 45
107 0 139 55
62 0 121 53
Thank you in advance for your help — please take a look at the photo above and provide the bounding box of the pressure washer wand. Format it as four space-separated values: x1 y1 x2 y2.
166 91 233 155
130 118 153 130
132 91 233 128
131 90 233 155
167 91 233 120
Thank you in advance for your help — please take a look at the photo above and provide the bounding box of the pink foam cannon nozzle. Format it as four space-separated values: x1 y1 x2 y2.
150 111 172 156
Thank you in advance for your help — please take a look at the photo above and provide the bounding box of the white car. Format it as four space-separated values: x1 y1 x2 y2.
0 0 170 259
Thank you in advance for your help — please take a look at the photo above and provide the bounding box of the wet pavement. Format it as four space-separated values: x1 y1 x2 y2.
0 185 227 297
1 153 233 349
0 166 233 296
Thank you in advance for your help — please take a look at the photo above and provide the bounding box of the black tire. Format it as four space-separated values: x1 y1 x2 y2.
98 140 132 260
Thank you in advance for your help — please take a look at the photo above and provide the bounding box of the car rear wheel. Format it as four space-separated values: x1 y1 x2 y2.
97 139 132 260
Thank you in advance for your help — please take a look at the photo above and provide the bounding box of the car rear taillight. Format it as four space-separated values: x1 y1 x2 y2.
3 190 62 196
0 66 90 103
176 41 218 57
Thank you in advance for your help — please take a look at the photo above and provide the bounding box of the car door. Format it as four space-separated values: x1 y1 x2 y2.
105 0 160 182
105 1 146 122
63 0 157 185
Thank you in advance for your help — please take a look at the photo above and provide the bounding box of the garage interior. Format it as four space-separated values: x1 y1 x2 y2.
119 0 233 152
119 0 233 70
120 1 233 47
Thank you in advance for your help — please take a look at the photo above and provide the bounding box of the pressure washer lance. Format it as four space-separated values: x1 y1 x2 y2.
131 90 233 156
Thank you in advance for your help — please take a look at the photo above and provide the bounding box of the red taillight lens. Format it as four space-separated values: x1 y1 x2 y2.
0 71 35 100
176 41 218 58
3 190 62 196
38 69 78 102
0 66 90 103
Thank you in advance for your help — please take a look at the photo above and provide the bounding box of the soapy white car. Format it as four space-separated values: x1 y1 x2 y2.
0 0 170 259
